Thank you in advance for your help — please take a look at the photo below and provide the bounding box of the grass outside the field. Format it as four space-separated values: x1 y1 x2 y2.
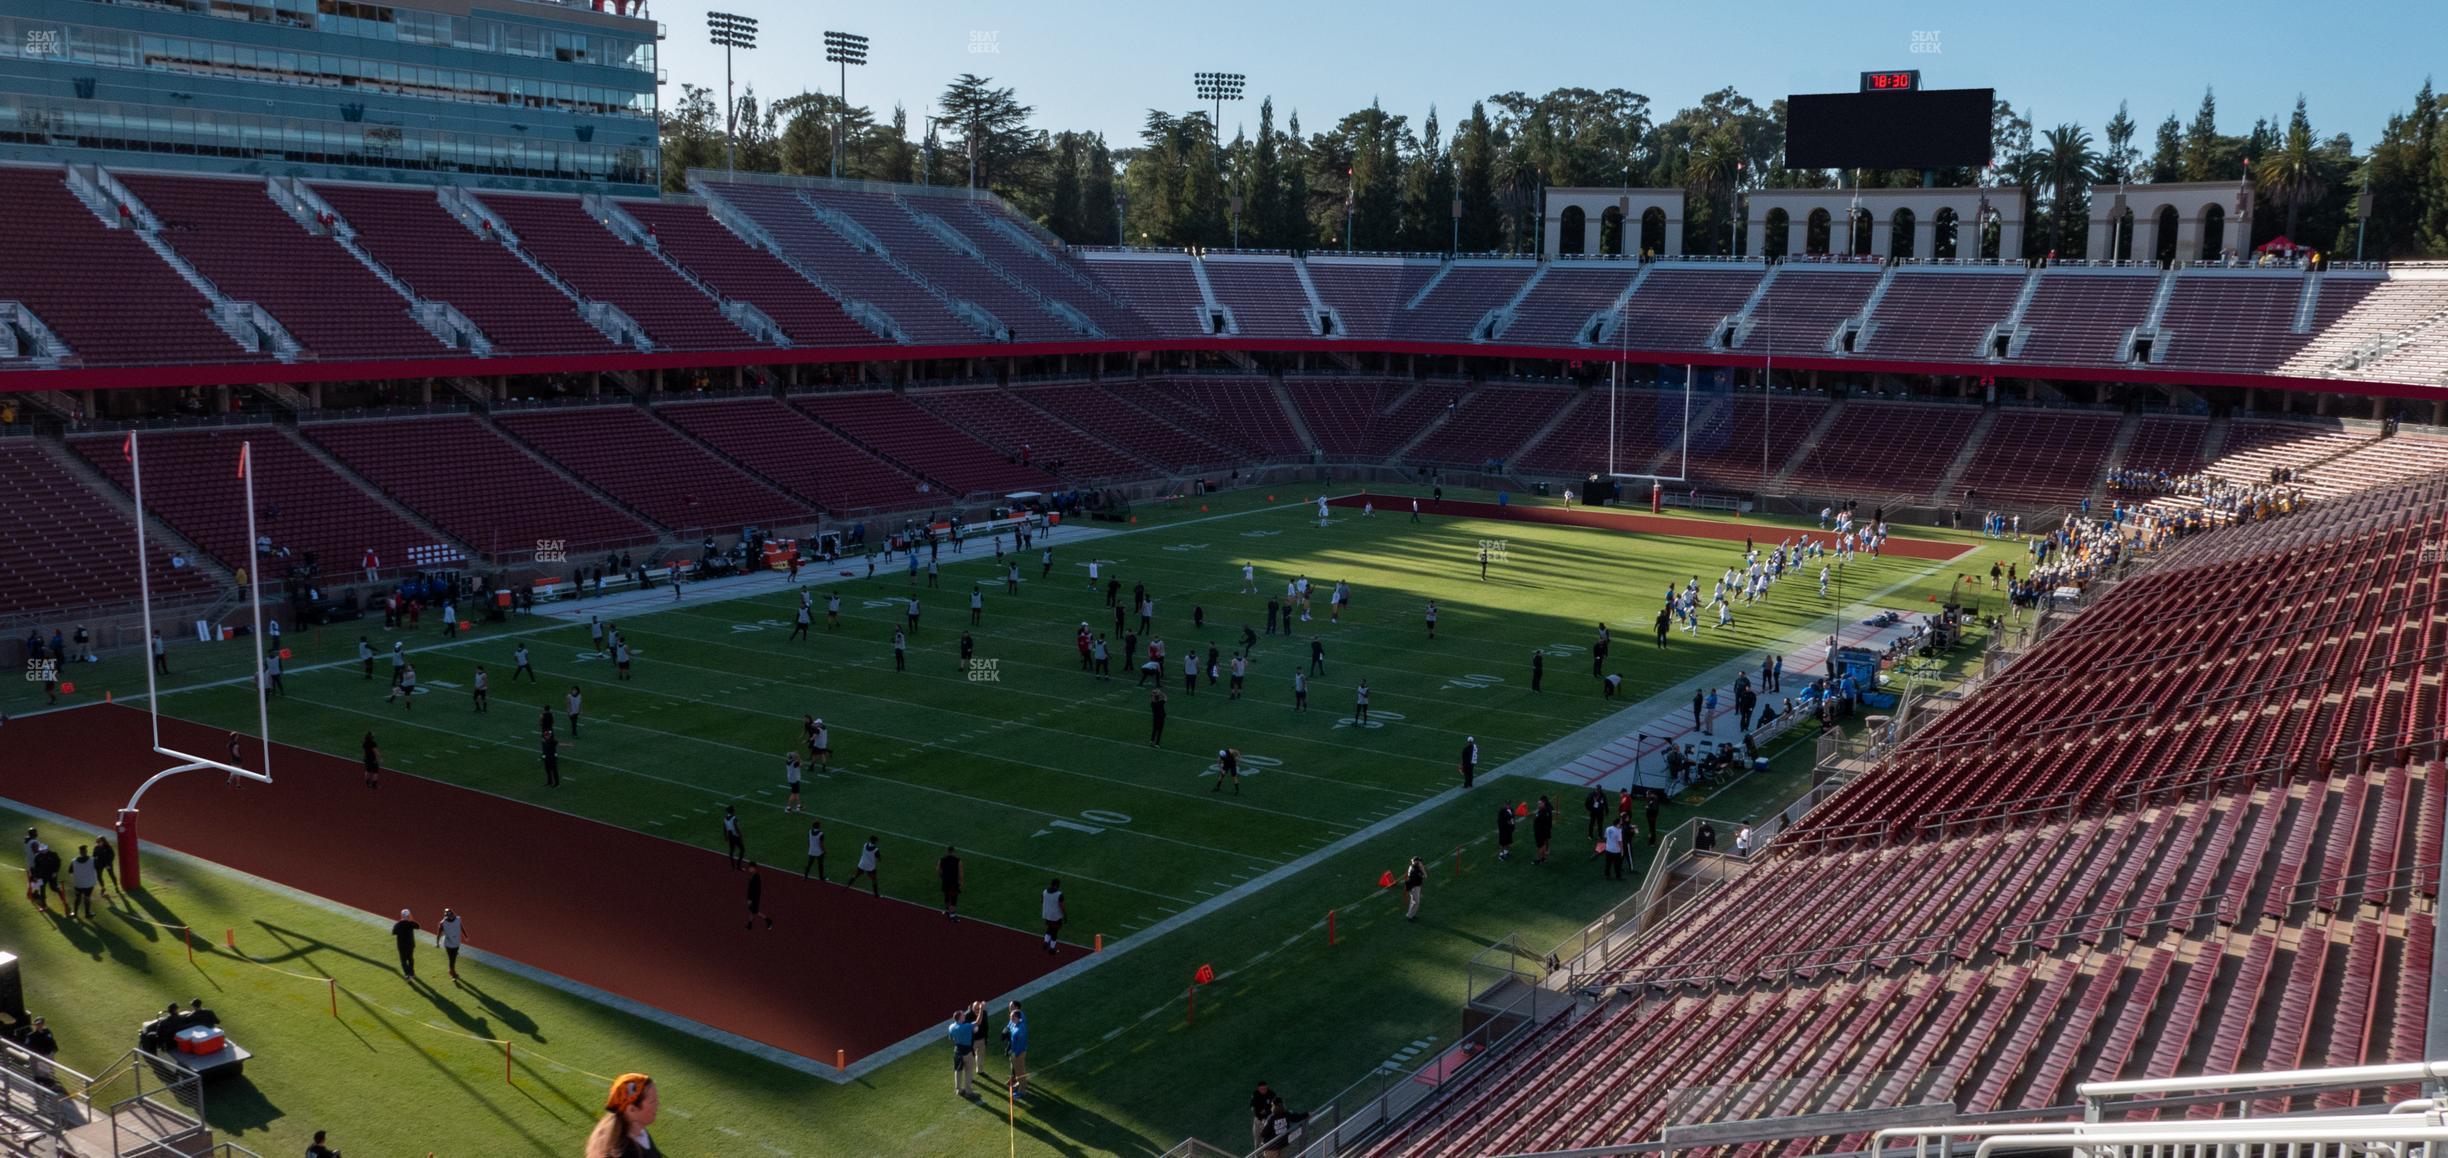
1 489 2025 1154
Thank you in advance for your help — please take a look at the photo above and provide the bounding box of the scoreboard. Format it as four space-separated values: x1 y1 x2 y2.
1785 83 1992 170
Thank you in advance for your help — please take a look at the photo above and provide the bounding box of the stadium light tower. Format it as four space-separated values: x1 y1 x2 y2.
1192 72 1245 150
1195 72 1246 246
824 30 869 180
705 11 757 178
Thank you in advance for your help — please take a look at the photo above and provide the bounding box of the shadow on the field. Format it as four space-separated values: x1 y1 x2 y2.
339 987 572 1145
449 975 541 1039
969 1081 1157 1156
197 1074 286 1134
38 904 154 971
112 886 229 982
246 920 543 1045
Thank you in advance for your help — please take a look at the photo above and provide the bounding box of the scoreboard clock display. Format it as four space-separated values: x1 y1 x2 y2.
1861 70 1922 92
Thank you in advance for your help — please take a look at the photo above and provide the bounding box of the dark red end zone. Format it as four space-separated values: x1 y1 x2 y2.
3 705 1085 1067
1334 493 1972 561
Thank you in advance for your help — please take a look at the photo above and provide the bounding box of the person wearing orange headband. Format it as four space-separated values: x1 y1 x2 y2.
585 1073 662 1157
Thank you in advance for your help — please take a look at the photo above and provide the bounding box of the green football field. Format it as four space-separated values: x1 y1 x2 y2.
2 485 2008 1154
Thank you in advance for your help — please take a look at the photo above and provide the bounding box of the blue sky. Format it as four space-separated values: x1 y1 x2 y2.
646 0 2443 153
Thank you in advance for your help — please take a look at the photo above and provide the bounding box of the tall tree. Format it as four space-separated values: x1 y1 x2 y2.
1399 106 1454 252
1047 131 1085 241
1280 112 1311 251
658 83 722 191
2148 113 2184 183
2096 101 2139 186
1123 111 1182 246
1685 129 1744 256
1338 100 1406 251
2042 123 2098 256
940 74 1037 193
2255 96 2328 240
1081 134 1119 245
1173 113 1228 247
1244 99 1285 250
1453 102 1501 252
2182 88 2223 181
768 92 878 178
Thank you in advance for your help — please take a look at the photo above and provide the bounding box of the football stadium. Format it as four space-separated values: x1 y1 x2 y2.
3 1 2448 1154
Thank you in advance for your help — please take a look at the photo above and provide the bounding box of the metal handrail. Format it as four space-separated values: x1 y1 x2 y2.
1285 978 1559 1158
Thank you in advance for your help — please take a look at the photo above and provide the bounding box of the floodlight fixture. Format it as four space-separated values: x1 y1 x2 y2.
824 30 870 178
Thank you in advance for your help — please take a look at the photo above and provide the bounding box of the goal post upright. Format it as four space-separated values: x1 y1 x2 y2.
117 432 274 890
1601 287 1693 488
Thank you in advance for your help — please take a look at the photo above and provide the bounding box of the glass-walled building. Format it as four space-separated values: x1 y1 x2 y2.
0 0 660 194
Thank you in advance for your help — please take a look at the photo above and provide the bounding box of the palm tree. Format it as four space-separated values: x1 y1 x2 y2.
1998 147 2050 260
2256 117 2326 242
2041 124 2097 256
1684 130 1743 255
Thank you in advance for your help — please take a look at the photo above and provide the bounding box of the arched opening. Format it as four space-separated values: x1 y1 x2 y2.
1559 206 1587 256
2110 208 2136 261
1765 208 1792 259
2199 204 2226 262
1889 208 1917 259
1805 208 1832 256
2153 205 2180 264
1932 207 1960 259
1848 208 1875 256
1639 207 1667 257
1598 206 1625 256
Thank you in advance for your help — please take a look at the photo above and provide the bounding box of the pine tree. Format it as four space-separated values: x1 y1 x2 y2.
2097 101 2139 185
1400 106 1452 252
1082 135 1119 245
1454 102 1501 253
1282 112 1311 252
2148 114 2184 183
2182 88 2221 181
1245 99 1284 250
1048 132 1083 241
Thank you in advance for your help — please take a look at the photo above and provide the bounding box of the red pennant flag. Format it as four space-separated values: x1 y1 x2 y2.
1515 802 1530 817
58 682 74 695
121 433 133 462
236 443 250 479
1192 963 1215 985
278 648 292 660
1378 870 1395 888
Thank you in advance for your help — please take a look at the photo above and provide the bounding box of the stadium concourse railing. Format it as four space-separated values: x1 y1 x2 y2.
1269 974 1555 1158
0 1039 257 1158
1863 1062 2448 1158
